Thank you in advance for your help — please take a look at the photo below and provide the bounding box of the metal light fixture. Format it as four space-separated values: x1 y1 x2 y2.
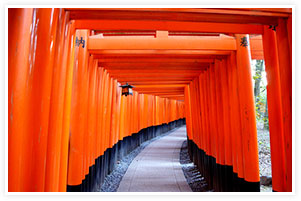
120 83 134 96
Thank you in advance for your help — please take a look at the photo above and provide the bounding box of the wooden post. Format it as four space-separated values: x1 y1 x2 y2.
199 74 207 155
59 20 76 192
28 8 60 192
228 52 245 187
8 8 33 192
214 59 226 167
220 59 232 167
209 63 219 190
276 18 292 192
209 64 218 160
67 29 90 191
220 58 233 191
45 9 69 192
235 34 260 191
262 26 287 192
204 72 212 158
184 85 193 141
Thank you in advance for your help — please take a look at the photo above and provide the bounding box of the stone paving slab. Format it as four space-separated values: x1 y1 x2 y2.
117 126 192 192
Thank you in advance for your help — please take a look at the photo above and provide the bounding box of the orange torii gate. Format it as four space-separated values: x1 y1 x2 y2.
8 8 292 192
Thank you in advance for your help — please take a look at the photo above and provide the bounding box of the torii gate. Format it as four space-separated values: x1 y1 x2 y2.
8 8 292 192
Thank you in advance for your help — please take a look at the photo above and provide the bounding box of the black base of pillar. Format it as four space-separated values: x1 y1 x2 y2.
187 138 260 192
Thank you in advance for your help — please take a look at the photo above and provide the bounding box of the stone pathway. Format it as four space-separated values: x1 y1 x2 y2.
117 126 191 192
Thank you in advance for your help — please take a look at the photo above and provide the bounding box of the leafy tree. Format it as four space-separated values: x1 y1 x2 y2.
252 60 269 130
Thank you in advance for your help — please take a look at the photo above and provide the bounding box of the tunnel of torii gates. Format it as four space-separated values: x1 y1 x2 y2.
8 8 292 192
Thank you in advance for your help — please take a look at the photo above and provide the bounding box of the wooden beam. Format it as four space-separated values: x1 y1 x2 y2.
97 58 214 63
110 73 198 78
136 91 184 95
101 62 209 68
134 85 186 89
221 8 291 15
106 70 204 74
104 67 208 72
66 8 291 17
135 90 184 93
90 50 232 56
114 77 195 81
94 54 225 59
88 35 236 51
159 94 185 97
74 20 263 34
92 37 261 60
108 72 200 77
119 81 191 85
68 9 279 25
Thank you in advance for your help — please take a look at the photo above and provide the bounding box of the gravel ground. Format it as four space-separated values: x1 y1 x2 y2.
257 129 272 192
260 185 272 192
257 129 272 177
98 127 181 192
179 140 212 192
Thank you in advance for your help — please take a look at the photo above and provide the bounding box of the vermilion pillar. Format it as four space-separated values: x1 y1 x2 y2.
198 74 205 176
204 71 213 189
209 64 219 190
101 71 109 153
67 29 90 191
86 56 97 188
214 59 225 167
208 64 218 160
204 72 212 158
106 77 113 149
220 59 232 168
45 9 69 192
99 69 106 154
220 58 233 191
110 79 118 147
8 8 33 192
227 52 245 182
199 74 207 156
28 8 60 192
184 85 193 141
192 78 201 149
119 92 125 141
276 18 292 192
115 85 121 142
214 59 226 192
59 21 76 192
262 26 286 192
235 34 260 191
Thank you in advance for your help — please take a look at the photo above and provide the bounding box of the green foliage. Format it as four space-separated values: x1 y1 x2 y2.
253 72 262 80
255 86 268 123
253 60 269 130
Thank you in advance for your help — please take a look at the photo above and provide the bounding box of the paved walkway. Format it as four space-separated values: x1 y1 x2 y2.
117 126 192 192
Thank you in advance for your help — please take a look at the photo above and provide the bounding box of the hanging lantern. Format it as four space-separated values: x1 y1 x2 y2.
120 83 134 96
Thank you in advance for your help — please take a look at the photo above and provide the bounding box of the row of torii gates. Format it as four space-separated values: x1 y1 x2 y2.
8 8 292 192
